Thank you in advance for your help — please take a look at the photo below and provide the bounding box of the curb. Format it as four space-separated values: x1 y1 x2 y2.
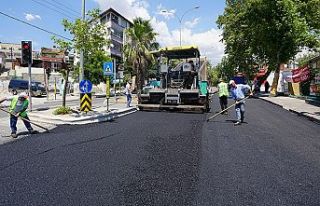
287 109 320 125
29 107 137 125
258 97 320 124
257 97 284 109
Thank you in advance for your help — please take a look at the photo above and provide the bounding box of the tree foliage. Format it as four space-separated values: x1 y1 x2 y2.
217 0 320 70
53 9 111 85
123 17 158 96
296 52 318 67
217 0 320 95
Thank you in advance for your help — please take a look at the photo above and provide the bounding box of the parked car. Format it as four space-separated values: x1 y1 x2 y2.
8 79 46 97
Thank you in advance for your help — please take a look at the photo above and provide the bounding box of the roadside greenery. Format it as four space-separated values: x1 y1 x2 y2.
52 9 112 85
53 106 72 115
296 53 318 67
217 0 320 94
123 17 159 98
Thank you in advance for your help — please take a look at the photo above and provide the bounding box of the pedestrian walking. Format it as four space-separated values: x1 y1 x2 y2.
229 80 253 125
0 92 34 138
125 81 132 107
217 78 229 114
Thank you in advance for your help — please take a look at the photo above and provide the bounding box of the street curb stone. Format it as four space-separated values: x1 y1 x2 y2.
29 107 137 125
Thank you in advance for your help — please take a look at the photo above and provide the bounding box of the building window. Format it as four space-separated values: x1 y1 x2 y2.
120 18 127 28
111 13 118 24
101 15 106 24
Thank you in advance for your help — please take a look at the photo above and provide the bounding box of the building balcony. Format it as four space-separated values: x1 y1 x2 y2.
110 48 122 58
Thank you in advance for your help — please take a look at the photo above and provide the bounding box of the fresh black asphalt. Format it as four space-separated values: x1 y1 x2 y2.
0 96 319 205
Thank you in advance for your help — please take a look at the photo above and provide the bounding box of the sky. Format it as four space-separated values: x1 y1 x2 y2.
0 0 226 65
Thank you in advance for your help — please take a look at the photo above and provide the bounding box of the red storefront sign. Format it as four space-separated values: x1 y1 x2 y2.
292 65 310 83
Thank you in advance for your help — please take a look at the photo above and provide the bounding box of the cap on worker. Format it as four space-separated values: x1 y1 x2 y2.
219 78 223 82
229 80 235 85
18 92 28 98
128 80 132 84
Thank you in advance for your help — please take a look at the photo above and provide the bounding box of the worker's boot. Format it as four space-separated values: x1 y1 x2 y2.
11 133 17 138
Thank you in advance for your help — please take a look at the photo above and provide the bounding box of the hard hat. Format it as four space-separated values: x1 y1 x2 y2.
18 92 28 98
229 80 235 85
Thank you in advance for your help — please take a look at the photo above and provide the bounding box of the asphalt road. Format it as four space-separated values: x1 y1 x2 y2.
0 96 319 205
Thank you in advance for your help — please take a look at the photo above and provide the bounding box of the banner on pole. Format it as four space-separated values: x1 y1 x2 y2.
292 65 310 83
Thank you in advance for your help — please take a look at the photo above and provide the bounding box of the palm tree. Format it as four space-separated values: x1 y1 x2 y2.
123 18 158 101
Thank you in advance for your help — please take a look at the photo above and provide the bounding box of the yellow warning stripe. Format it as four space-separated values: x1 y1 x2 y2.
80 101 91 109
81 94 92 103
80 107 90 112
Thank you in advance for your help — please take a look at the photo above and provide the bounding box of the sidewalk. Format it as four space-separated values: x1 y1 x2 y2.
0 95 137 143
258 95 320 123
28 95 137 124
28 97 137 125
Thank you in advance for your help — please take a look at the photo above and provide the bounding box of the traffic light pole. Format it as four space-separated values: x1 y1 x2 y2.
28 62 32 111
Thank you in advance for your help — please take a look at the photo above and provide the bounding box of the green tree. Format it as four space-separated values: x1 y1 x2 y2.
217 0 320 95
53 9 111 85
46 40 71 108
207 65 220 86
296 52 318 67
123 17 158 99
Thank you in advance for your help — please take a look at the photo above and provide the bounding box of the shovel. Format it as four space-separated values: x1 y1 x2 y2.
207 96 250 122
0 108 50 133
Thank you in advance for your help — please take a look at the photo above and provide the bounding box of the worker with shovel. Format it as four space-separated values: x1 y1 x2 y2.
229 80 253 126
0 92 35 138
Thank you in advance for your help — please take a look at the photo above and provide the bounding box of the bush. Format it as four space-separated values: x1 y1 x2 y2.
53 106 72 115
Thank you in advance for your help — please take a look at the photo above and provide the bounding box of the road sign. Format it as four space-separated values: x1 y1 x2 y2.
79 80 92 93
103 62 113 76
112 79 120 84
80 93 92 112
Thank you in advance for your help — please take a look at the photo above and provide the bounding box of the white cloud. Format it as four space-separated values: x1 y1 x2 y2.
24 13 41 21
156 4 175 19
94 0 150 21
151 17 225 65
184 18 200 28
94 0 225 64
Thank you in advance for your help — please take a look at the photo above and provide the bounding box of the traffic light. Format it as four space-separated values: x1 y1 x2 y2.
21 41 32 65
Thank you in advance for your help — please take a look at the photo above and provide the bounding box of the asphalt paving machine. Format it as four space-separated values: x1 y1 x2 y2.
138 46 210 112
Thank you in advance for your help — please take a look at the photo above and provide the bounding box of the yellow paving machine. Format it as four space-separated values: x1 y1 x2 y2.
138 46 210 112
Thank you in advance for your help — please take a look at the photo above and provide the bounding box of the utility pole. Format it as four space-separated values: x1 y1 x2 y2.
10 47 14 70
79 0 85 81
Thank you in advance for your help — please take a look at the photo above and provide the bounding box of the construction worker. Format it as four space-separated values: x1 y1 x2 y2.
217 78 229 114
0 92 34 138
229 80 253 125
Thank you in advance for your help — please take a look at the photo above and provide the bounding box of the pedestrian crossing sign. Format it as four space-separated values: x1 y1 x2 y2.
103 62 113 76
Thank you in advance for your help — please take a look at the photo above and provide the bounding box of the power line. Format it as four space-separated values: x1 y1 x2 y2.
0 11 72 41
42 0 80 17
30 0 77 19
50 0 81 16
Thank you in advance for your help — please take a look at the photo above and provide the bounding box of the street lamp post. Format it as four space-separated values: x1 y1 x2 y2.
162 6 199 46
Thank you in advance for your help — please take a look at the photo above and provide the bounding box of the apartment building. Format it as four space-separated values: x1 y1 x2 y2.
99 8 132 66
